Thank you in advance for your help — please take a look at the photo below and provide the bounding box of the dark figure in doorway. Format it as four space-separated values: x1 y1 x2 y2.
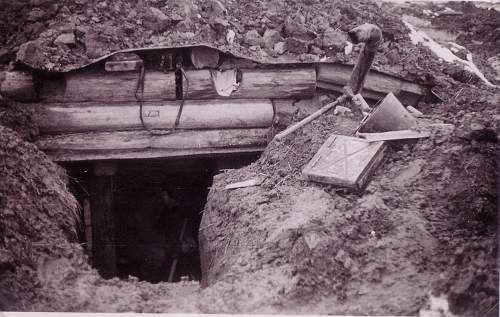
120 190 197 282
161 190 198 281
122 190 172 282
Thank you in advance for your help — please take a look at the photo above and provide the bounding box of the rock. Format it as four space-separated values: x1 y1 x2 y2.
310 45 323 55
212 17 229 34
54 33 76 46
149 7 168 21
262 29 281 49
97 1 107 9
322 28 347 50
25 22 45 35
75 25 89 37
145 7 171 33
127 9 137 19
84 33 112 59
333 106 352 116
285 37 309 54
487 55 500 81
274 41 286 55
16 40 45 69
226 29 236 44
207 0 226 16
0 48 12 63
284 13 311 41
244 29 263 47
27 8 47 21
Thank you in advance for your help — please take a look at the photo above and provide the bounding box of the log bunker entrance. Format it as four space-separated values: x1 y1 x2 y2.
66 154 258 283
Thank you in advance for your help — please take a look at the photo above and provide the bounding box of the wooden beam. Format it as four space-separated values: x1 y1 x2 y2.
44 146 267 162
36 128 270 150
316 63 427 105
0 71 37 101
36 128 270 161
90 162 118 279
34 69 175 103
186 67 316 99
36 99 274 134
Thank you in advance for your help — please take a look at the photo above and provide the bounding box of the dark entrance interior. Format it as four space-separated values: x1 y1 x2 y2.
66 154 258 283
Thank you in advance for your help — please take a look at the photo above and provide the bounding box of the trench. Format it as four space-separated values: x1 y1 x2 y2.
66 154 259 283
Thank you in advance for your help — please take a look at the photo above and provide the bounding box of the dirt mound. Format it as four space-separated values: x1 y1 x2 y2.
0 115 79 309
200 84 498 315
0 98 205 311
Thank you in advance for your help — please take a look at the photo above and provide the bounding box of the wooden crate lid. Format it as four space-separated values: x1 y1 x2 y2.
302 134 386 189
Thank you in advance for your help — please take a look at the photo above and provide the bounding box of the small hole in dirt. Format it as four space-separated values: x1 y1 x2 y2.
66 155 258 283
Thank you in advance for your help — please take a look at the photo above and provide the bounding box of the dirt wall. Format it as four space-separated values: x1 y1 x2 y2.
199 87 498 315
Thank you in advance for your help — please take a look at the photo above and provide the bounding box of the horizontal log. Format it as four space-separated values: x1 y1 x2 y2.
186 67 316 99
316 64 427 105
36 99 274 134
0 71 37 101
36 128 270 152
37 128 269 162
43 146 267 162
40 70 176 102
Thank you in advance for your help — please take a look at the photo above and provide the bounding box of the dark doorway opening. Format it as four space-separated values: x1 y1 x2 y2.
66 154 258 283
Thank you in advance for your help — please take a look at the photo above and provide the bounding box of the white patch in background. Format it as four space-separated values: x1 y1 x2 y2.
403 20 497 88
226 29 235 44
344 41 353 55
419 293 456 317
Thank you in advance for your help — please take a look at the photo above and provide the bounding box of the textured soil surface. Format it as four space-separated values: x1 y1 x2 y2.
0 0 499 315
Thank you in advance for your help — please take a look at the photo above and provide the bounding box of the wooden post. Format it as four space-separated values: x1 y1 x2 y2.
83 198 92 260
90 162 118 279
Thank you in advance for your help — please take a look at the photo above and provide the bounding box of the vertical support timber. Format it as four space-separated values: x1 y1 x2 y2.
90 162 118 279
83 198 92 260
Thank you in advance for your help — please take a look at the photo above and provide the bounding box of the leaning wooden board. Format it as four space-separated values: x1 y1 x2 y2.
302 135 387 191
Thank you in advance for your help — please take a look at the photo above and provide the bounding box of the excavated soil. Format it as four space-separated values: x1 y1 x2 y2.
0 0 499 315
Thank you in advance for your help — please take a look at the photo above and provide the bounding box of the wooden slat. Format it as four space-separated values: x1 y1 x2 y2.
37 99 274 134
357 130 430 142
186 67 316 99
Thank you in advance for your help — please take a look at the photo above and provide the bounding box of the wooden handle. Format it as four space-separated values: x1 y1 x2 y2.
273 95 348 141
347 24 383 95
